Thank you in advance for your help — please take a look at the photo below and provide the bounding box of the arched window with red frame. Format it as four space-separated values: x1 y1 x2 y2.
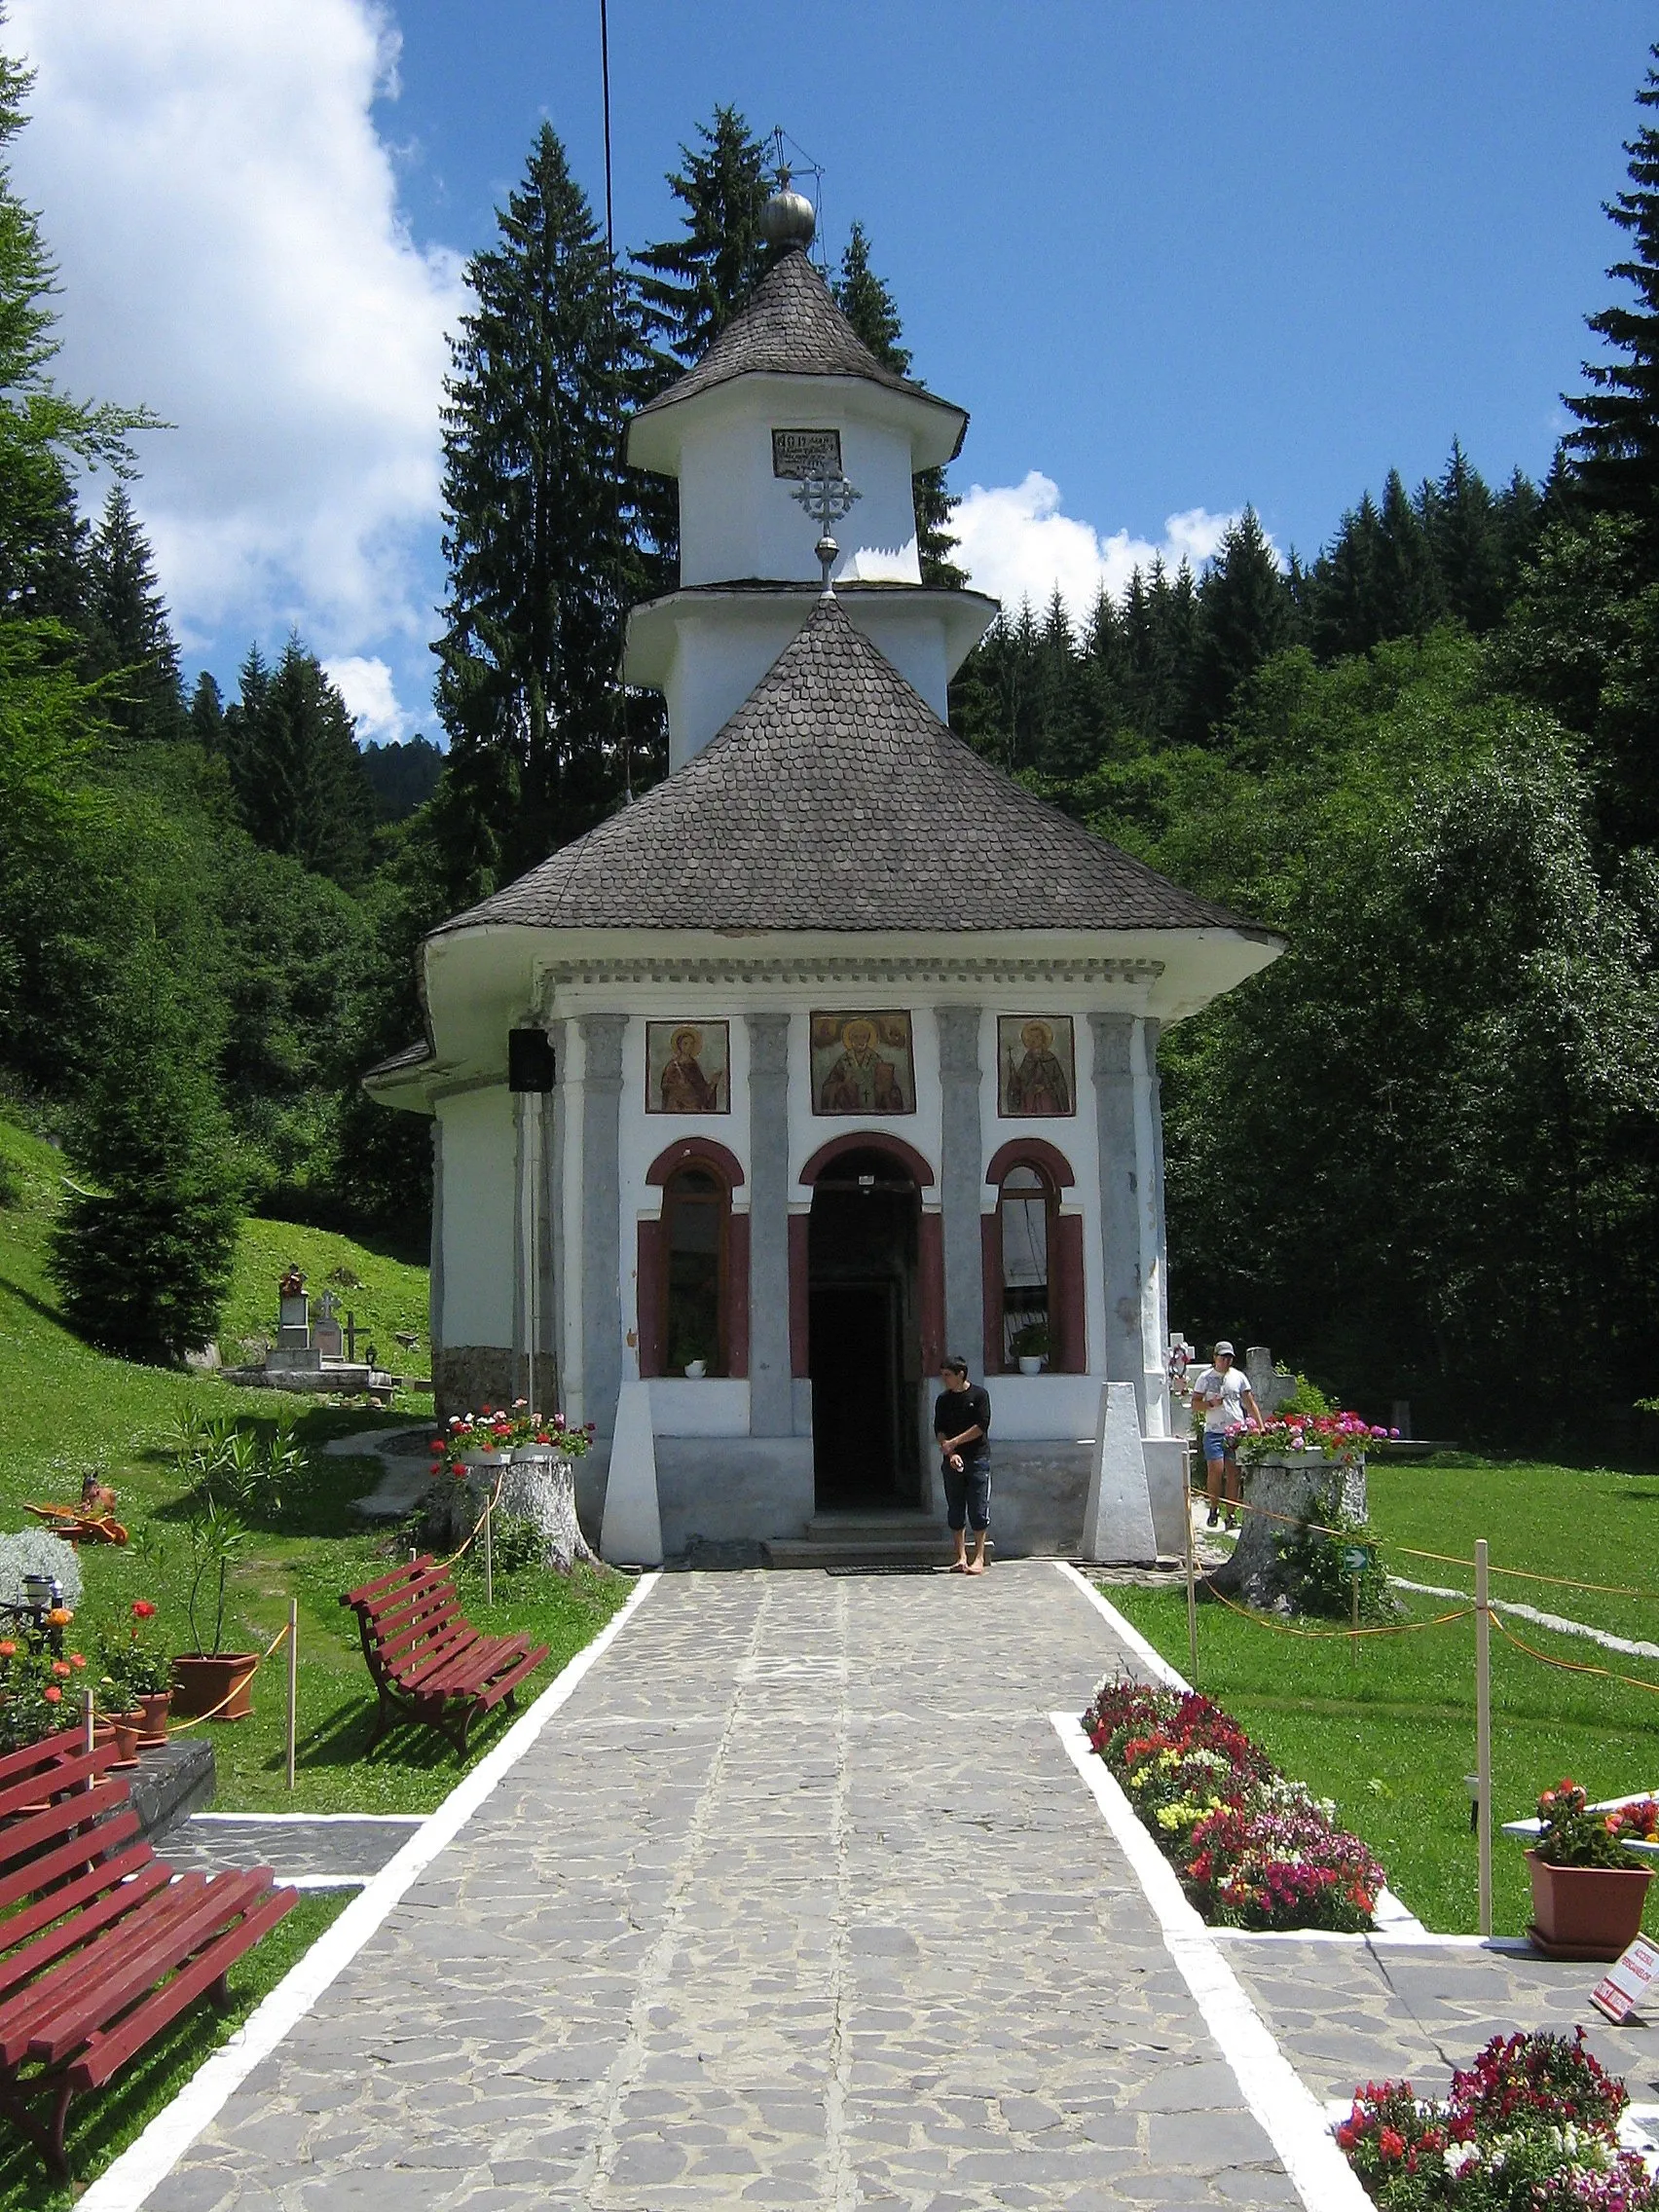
981 1139 1086 1374
638 1140 749 1378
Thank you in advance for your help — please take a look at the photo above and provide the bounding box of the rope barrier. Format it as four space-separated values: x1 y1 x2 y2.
1202 1581 1475 1641
1199 1478 1659 1602
436 1471 505 1570
1489 1609 1659 1702
165 1616 292 1735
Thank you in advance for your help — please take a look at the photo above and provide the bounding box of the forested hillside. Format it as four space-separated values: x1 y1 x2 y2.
2 35 1656 1441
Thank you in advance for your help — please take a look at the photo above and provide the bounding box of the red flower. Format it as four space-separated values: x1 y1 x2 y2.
69 1652 86 1669
1378 2127 1405 2161
50 1660 71 1679
42 1686 59 1705
0 1641 18 1660
131 1600 157 1620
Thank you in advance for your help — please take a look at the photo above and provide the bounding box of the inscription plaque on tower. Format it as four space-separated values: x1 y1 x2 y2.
772 427 841 480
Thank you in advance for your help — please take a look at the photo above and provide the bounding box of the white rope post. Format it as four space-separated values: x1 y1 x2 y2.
285 1599 298 1792
483 1488 494 1608
83 1685 94 1757
1476 1536 1493 1937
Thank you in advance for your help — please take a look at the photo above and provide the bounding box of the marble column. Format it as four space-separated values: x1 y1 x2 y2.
747 1013 793 1436
1135 1017 1168 1435
1090 1011 1145 1423
579 1013 626 1438
936 1005 984 1376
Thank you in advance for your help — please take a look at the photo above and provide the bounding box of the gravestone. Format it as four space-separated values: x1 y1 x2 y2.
313 1290 343 1361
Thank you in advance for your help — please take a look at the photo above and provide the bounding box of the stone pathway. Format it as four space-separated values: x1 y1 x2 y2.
161 1813 424 1887
149 1564 1304 2211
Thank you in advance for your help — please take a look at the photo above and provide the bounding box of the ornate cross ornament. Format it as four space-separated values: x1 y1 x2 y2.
792 470 861 592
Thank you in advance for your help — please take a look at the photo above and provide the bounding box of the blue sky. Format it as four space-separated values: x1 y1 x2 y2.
11 1 1652 743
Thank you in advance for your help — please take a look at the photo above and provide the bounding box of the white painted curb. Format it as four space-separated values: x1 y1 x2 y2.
1052 1713 1374 2212
78 1570 660 2212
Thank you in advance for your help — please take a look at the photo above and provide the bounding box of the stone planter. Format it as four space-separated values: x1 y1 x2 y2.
1201 1452 1367 1609
1526 1851 1652 1959
170 1653 256 1723
503 1448 596 1572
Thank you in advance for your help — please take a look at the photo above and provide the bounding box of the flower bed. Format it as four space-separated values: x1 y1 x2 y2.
1083 1678 1384 1932
1235 1410 1400 1467
1340 2029 1659 2207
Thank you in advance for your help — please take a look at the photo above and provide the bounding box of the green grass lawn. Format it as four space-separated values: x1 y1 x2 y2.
0 1892 348 2211
1109 1511 1659 1936
0 1114 631 1811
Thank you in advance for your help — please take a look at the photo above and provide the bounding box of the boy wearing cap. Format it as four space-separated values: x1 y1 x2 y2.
1191 1342 1261 1530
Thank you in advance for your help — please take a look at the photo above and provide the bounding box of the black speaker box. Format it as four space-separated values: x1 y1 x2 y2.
507 1027 556 1093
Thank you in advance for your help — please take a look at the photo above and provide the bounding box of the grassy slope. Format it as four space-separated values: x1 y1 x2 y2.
0 1117 628 1813
1110 1453 1659 1935
221 1218 429 1370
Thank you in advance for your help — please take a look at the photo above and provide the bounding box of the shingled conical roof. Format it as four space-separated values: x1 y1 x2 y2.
633 249 966 457
434 597 1267 940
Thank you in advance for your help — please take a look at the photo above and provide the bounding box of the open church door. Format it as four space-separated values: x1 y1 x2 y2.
807 1149 923 1509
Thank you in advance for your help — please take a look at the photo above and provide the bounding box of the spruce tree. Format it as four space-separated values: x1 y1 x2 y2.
48 950 241 1366
1565 45 1659 533
82 485 185 741
1189 512 1294 735
1309 494 1384 661
1371 468 1444 638
833 221 964 588
1423 441 1503 633
434 123 650 890
226 640 375 886
635 107 772 377
189 670 224 753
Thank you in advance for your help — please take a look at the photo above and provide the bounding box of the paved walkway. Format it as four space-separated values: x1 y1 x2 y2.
151 1565 1302 2211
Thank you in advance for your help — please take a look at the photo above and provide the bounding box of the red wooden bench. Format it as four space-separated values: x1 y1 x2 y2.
341 1557 550 1754
0 1731 296 2176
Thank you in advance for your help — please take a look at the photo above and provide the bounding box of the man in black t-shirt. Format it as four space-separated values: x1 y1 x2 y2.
934 1354 993 1574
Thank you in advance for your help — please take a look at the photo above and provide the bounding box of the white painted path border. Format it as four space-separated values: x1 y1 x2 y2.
1051 1712 1374 2212
78 1570 660 2212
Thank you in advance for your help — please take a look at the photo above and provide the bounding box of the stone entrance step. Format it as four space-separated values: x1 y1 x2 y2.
766 1511 992 1570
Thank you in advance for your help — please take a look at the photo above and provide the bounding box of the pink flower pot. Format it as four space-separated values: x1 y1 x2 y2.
1526 1850 1652 1959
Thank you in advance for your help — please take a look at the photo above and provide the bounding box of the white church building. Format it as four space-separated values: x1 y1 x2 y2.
367 188 1281 1560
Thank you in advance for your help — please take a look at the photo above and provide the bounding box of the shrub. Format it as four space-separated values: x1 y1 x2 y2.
1275 1507 1395 1622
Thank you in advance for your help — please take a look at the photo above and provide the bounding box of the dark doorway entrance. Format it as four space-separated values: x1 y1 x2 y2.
808 1148 922 1509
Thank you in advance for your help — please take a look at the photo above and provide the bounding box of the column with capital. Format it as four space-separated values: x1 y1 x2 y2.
579 1014 626 1438
747 1013 793 1436
1090 1012 1145 1425
936 1005 985 1374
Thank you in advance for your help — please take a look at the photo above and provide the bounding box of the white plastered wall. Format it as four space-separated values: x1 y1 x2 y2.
435 1085 516 1353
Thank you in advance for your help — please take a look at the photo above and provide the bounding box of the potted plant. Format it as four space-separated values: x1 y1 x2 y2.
172 1497 258 1721
1010 1321 1050 1377
0 1635 87 1754
434 1409 515 1473
102 1601 170 1745
1525 1778 1658 1958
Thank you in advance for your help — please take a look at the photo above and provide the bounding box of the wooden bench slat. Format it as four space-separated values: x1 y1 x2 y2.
0 1782 136 1904
396 1632 488 1691
341 1554 443 1608
343 1560 551 1756
69 1882 297 2092
0 1836 157 1991
25 1872 267 2065
0 1859 172 2009
0 1740 110 1820
352 1570 461 1624
376 1608 475 1672
0 1873 216 2056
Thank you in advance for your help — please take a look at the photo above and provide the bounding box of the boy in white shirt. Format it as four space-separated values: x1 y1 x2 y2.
1191 1341 1261 1530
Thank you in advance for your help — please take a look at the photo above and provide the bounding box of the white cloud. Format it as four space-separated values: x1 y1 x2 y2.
325 654 413 746
7 0 463 717
953 471 1249 630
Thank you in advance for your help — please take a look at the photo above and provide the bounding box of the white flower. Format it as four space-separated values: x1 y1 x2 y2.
1443 2141 1480 2176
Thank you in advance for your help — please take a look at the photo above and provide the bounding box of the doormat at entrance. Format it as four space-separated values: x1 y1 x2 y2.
824 1564 939 1576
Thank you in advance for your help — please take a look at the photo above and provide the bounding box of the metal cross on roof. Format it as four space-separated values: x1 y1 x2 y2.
792 469 861 593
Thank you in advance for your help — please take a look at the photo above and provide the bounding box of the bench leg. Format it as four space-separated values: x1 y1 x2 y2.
0 2075 76 2181
365 1687 395 1755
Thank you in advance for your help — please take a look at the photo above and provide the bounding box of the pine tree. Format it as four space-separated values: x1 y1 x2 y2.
832 221 964 588
1309 493 1384 660
48 949 241 1365
1565 46 1659 534
434 123 651 890
1189 512 1295 735
82 485 184 740
1372 468 1444 638
226 639 375 886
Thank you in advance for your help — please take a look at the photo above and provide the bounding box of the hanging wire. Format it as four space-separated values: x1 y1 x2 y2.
768 125 827 268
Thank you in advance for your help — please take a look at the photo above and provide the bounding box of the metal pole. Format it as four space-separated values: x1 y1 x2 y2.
484 1489 494 1608
285 1599 298 1792
1350 1575 1360 1665
1476 1536 1493 1938
1183 1446 1198 1685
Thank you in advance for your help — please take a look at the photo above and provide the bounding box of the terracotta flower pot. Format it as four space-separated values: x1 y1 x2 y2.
109 1712 143 1767
169 1654 256 1723
1526 1849 1652 1959
135 1690 171 1745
